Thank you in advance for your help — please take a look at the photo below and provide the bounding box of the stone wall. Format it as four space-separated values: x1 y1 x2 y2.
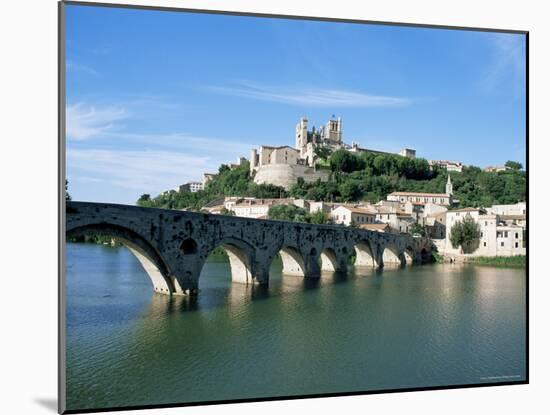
253 164 330 190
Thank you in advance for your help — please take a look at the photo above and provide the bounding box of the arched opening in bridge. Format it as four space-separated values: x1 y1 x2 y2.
382 245 404 267
199 240 255 287
404 247 415 265
278 246 306 276
66 223 178 295
320 247 339 272
353 240 378 268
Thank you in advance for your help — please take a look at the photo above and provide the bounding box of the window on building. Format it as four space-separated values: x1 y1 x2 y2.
480 232 483 237
501 242 504 247
485 221 488 226
515 232 519 239
504 231 509 238
483 242 487 247
515 242 519 248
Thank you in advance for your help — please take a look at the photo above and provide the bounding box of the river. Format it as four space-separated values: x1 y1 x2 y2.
64 242 526 411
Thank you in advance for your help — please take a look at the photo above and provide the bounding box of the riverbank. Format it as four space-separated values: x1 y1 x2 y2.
439 253 526 267
464 255 526 267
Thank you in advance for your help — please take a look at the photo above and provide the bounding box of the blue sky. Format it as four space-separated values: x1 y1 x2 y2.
65 4 527 204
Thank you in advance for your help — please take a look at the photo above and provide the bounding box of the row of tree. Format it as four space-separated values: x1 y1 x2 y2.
136 149 525 212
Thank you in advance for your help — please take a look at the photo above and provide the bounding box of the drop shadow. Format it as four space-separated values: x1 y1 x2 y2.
34 398 57 413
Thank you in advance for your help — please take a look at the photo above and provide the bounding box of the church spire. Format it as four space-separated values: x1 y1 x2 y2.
446 174 453 196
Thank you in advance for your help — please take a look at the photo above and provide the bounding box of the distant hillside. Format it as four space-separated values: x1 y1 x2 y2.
137 150 526 210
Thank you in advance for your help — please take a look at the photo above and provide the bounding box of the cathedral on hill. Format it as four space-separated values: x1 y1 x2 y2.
249 116 416 190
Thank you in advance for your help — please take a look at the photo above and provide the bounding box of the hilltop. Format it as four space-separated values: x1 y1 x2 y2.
136 149 525 211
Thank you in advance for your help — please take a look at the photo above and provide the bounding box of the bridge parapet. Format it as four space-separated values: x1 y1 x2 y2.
66 202 433 295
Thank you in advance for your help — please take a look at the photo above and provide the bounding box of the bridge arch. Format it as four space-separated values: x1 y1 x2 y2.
353 240 379 268
404 246 415 265
66 223 178 294
200 238 256 285
381 244 405 267
278 246 306 276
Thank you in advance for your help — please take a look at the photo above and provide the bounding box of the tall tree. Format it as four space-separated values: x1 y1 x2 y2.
450 214 481 254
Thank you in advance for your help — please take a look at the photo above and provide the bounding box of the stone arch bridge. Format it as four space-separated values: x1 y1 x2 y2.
66 202 434 295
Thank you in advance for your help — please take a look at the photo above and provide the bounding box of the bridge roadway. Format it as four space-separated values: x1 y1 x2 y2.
66 201 434 295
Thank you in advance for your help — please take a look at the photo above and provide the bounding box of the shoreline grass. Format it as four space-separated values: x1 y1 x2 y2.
464 255 526 267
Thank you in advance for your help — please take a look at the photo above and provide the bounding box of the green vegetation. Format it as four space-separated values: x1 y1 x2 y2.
137 161 288 211
504 160 523 171
449 215 481 254
67 234 122 246
267 204 331 224
290 150 525 206
409 223 427 237
136 148 525 212
465 255 526 267
65 179 71 201
431 251 445 263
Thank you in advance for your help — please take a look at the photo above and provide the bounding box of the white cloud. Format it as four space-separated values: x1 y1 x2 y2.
103 131 253 155
205 81 414 108
67 149 212 193
480 34 526 92
66 102 128 140
66 60 99 77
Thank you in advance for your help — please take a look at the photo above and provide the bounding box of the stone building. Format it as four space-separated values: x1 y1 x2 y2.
387 175 455 208
429 159 464 172
179 181 204 193
250 116 416 190
488 202 526 216
331 205 377 226
443 206 526 257
373 206 415 234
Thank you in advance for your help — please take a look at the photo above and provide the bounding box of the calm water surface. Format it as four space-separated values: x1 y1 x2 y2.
65 243 526 411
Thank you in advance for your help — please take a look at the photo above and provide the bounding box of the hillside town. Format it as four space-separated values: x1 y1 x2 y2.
172 116 526 261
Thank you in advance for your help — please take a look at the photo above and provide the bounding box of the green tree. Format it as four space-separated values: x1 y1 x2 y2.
268 204 309 222
309 210 330 224
65 179 71 201
314 146 333 162
137 194 153 207
409 222 427 237
505 160 523 171
329 149 365 173
219 207 235 216
449 214 481 254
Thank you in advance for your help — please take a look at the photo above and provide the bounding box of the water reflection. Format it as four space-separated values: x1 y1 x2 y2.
65 243 526 411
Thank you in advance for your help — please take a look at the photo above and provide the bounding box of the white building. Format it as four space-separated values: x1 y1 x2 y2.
331 206 377 226
399 148 417 158
374 206 415 234
227 198 310 219
179 181 204 193
488 202 526 216
387 175 454 208
444 207 526 257
429 159 464 172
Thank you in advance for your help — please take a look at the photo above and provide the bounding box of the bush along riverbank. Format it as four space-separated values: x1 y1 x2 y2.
67 234 122 247
464 255 526 267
